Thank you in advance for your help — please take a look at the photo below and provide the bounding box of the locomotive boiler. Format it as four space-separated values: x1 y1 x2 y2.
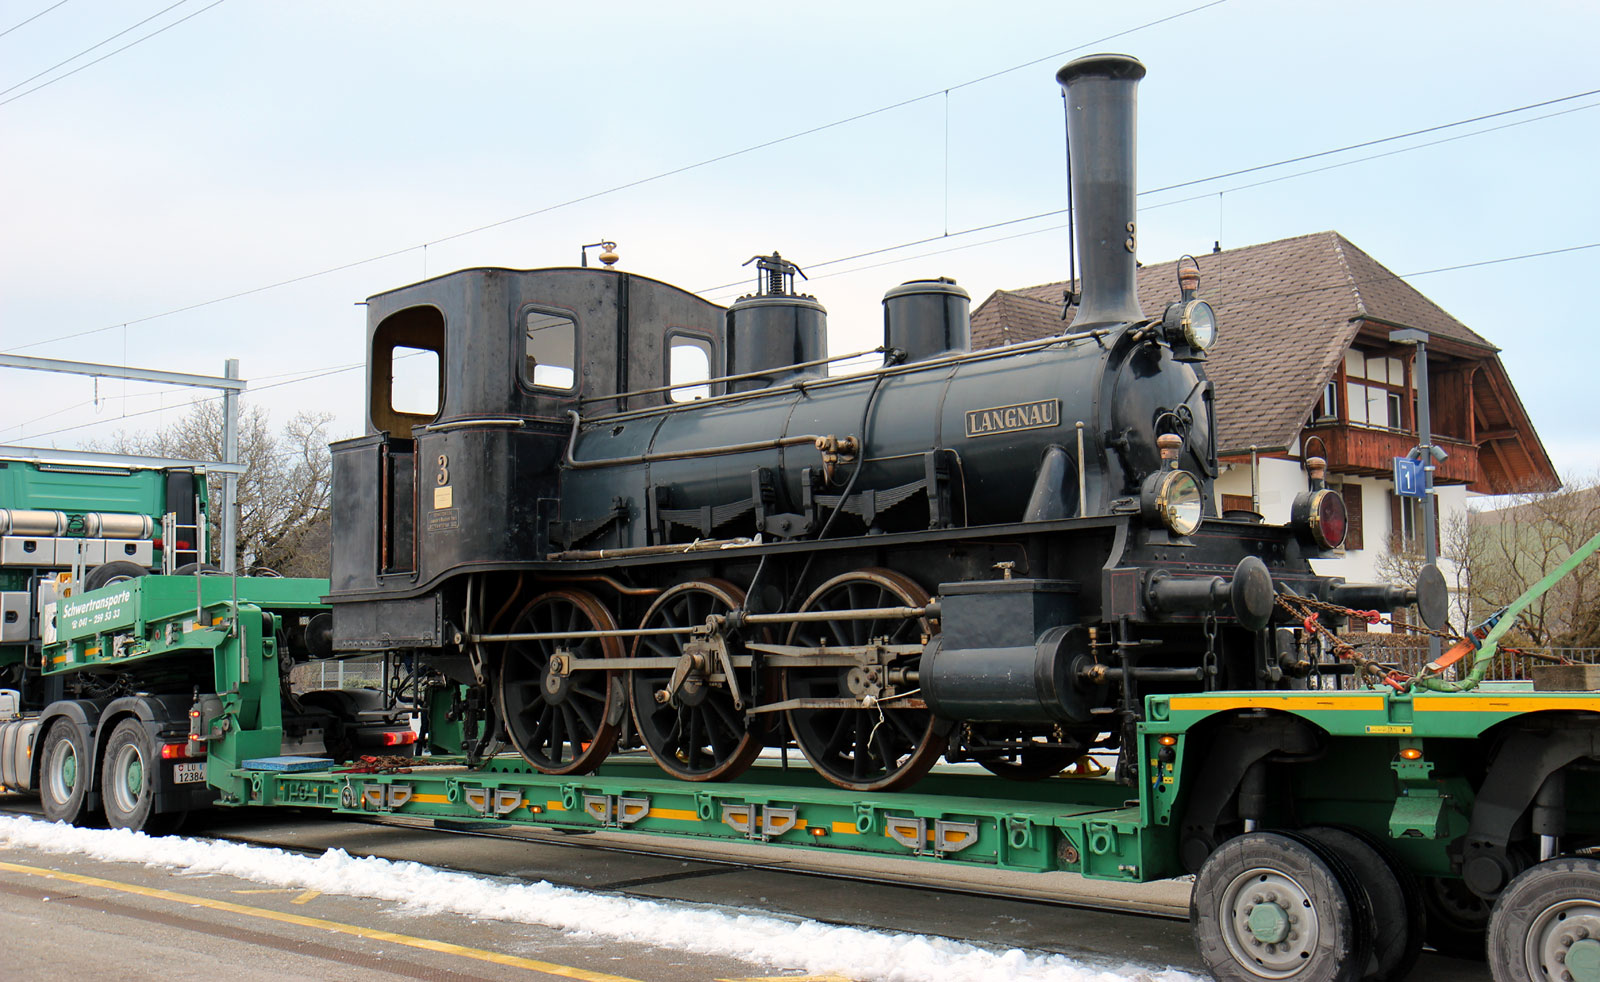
326 54 1444 792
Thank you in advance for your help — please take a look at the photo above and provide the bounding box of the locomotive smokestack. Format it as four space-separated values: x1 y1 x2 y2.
1056 54 1146 327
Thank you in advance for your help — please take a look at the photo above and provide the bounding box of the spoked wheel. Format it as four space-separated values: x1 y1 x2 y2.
496 589 624 775
1192 830 1372 982
782 568 948 792
1301 826 1424 982
1488 857 1600 982
628 580 767 781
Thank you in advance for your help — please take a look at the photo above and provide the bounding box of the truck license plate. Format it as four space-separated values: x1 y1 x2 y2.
173 762 206 784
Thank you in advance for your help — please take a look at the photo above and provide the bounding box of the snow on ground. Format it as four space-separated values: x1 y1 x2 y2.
0 814 1201 982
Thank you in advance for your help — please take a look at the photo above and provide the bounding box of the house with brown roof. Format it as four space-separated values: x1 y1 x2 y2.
971 230 1559 590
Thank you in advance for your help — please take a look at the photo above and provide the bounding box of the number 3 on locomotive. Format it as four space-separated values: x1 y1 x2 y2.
436 455 449 485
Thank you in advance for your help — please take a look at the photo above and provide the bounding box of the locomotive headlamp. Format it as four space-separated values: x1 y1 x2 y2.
1141 469 1204 536
1162 298 1217 352
1290 487 1348 550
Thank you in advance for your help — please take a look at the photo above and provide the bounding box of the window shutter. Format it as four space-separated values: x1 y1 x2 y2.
1389 491 1403 549
1342 484 1363 550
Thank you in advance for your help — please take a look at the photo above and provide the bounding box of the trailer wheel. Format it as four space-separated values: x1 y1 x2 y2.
1488 857 1600 982
84 561 148 592
100 719 180 834
38 720 95 825
1301 826 1424 981
1192 831 1370 982
1420 875 1489 960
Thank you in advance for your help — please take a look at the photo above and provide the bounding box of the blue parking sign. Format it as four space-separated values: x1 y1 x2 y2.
1394 456 1426 498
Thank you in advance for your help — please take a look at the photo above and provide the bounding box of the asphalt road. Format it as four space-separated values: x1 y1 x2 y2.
0 796 1494 981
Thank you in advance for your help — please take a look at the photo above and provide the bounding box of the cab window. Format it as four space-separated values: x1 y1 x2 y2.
668 334 713 402
371 305 444 434
524 309 576 390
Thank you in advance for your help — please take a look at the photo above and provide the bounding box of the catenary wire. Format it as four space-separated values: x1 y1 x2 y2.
15 242 1596 446
0 0 74 40
0 0 188 98
1 2 1233 353
0 0 226 106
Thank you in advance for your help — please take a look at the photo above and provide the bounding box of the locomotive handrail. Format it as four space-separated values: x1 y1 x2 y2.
420 417 526 433
579 346 890 404
580 325 1119 425
561 410 833 470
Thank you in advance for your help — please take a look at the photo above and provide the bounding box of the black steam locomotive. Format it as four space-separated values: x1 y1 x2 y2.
326 55 1442 791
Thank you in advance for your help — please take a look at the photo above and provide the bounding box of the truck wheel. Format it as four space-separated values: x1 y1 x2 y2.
100 719 179 834
38 720 95 825
1301 826 1424 982
84 561 148 592
1488 857 1600 982
1192 831 1370 982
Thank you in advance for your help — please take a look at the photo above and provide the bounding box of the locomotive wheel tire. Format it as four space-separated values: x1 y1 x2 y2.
1300 826 1424 981
84 560 148 592
100 718 181 834
1487 857 1600 982
628 580 769 782
1191 831 1371 982
1420 874 1490 960
781 568 949 793
38 720 96 825
497 589 624 775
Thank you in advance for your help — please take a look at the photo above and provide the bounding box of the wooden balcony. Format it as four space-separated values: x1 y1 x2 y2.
1301 423 1480 485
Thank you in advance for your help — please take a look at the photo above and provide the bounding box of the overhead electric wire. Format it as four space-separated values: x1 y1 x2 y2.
0 0 187 98
0 0 74 40
3 1 1231 354
17 241 1596 447
0 0 227 107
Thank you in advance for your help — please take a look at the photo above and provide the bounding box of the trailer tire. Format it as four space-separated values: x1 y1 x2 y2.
100 719 179 834
1301 826 1424 982
84 561 148 592
1487 857 1600 982
1420 875 1489 960
38 720 96 825
1192 831 1370 982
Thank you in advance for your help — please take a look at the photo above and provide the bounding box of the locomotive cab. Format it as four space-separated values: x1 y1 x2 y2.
327 266 725 649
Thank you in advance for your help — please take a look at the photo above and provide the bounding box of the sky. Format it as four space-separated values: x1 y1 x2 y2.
1 0 1596 484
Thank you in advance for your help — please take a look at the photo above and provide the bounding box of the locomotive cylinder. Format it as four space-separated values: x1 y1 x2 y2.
1057 53 1146 327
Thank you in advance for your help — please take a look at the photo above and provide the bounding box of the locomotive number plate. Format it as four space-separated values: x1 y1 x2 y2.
964 398 1060 438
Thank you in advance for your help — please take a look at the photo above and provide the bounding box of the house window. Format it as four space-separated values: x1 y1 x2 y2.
524 309 576 390
667 334 713 403
1313 381 1338 421
1343 348 1408 431
1389 490 1439 551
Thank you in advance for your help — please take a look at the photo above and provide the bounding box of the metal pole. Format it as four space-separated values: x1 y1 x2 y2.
1391 328 1441 662
220 358 240 573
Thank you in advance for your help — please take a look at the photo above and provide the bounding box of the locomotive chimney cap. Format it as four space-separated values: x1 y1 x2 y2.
1055 53 1146 86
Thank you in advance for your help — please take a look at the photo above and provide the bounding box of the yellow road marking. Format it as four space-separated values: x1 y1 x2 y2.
232 887 321 904
0 860 642 982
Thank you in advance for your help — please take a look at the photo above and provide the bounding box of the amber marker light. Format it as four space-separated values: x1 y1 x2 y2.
810 828 828 837
1399 748 1424 760
1158 735 1178 747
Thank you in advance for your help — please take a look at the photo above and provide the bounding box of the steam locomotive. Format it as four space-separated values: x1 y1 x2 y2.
326 54 1443 791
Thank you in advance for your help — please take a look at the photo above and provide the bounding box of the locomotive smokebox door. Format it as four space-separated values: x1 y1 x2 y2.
922 578 1097 723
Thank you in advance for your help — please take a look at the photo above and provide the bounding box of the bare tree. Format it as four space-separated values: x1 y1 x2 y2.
1465 474 1600 650
94 400 334 576
1373 511 1474 634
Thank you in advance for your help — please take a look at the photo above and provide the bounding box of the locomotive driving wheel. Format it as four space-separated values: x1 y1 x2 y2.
781 568 949 792
496 589 624 775
628 580 768 781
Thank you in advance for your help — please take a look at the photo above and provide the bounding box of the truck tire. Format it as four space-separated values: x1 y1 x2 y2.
38 720 96 825
84 561 148 592
100 718 180 834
